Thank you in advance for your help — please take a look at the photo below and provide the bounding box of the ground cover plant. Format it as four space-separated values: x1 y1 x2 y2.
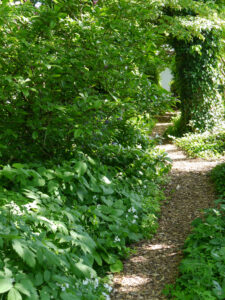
164 163 225 299
0 150 170 299
165 114 225 159
175 128 225 159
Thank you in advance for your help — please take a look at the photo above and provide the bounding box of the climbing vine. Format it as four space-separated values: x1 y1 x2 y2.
173 30 224 133
161 0 225 134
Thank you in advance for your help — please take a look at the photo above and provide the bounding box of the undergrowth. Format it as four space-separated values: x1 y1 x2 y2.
164 113 182 138
175 129 225 159
164 163 225 299
0 147 171 300
165 114 225 159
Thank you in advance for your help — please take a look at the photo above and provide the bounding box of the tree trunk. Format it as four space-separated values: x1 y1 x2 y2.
173 31 224 134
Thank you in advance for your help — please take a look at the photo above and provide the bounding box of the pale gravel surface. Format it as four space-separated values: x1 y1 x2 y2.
111 114 221 300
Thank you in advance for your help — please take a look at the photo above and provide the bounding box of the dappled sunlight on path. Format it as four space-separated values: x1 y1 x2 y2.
159 144 219 172
111 116 220 300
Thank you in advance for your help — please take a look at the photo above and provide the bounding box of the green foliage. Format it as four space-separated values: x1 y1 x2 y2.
0 0 177 298
175 127 225 159
0 0 174 163
164 112 183 138
1 0 224 299
0 149 171 299
164 163 225 299
211 163 225 198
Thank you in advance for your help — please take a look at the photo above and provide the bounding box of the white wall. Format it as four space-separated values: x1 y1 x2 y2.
160 68 173 91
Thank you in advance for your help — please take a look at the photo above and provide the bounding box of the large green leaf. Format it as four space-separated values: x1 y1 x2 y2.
34 273 43 287
7 288 22 300
75 162 87 178
40 290 51 300
73 261 96 278
14 282 31 297
100 185 114 195
0 278 13 294
12 239 36 268
93 251 102 266
43 270 51 282
70 231 96 254
110 260 123 273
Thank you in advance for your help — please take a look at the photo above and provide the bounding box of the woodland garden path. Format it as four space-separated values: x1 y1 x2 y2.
111 113 221 300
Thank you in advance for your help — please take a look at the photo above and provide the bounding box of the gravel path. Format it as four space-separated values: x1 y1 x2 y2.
111 114 220 300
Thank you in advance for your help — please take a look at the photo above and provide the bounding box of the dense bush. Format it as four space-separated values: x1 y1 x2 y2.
164 163 225 299
0 0 173 163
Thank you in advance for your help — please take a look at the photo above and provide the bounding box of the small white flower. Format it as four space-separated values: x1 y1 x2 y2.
61 286 66 292
104 284 113 292
114 236 120 242
102 292 110 300
132 219 136 224
94 278 99 288
65 283 69 288
82 279 89 285
35 1 42 8
132 207 136 213
134 215 138 219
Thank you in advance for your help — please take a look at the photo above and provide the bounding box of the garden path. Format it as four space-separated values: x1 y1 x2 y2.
111 113 219 300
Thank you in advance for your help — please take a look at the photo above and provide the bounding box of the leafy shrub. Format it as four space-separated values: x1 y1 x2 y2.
0 0 174 164
164 163 225 299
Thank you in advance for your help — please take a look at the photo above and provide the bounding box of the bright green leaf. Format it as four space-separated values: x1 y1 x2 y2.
75 161 87 177
0 279 13 294
110 260 123 273
14 283 30 297
7 288 22 300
